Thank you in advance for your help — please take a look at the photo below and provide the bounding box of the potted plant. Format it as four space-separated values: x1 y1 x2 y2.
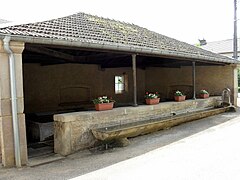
199 90 209 99
145 92 160 105
174 90 186 102
92 96 115 111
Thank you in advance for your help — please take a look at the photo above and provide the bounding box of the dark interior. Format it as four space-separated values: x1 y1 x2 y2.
23 43 224 68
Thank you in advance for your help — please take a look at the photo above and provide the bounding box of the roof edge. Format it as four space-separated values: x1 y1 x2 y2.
0 34 236 64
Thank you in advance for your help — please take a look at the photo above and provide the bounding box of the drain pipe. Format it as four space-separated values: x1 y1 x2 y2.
3 36 21 167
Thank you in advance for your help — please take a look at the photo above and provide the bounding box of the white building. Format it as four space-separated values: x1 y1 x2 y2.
201 39 240 60
0 19 10 24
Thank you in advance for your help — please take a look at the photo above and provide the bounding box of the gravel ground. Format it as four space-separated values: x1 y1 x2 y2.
0 110 239 180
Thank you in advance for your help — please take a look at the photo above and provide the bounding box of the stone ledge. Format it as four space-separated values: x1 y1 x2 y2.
54 97 221 123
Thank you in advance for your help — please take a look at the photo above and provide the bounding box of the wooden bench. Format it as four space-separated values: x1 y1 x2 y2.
91 106 235 147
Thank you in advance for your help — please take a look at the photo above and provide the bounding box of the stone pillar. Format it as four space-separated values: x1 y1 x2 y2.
0 40 27 167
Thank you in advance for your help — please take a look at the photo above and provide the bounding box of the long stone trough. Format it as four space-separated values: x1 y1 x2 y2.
54 96 227 156
91 106 234 146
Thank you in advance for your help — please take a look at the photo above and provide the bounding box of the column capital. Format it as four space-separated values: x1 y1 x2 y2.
0 39 25 54
132 54 137 58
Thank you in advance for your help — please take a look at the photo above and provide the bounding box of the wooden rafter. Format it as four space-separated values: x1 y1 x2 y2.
25 46 74 61
25 45 130 65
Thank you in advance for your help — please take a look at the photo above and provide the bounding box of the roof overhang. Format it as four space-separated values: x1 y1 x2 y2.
0 34 238 65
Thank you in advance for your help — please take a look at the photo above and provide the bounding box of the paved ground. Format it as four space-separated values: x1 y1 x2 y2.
75 111 240 180
1 110 240 180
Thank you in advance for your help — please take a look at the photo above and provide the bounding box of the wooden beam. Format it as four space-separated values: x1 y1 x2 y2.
25 45 130 64
132 54 138 107
192 62 196 99
25 46 74 61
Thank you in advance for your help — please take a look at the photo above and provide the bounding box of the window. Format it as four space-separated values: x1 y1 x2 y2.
115 74 128 94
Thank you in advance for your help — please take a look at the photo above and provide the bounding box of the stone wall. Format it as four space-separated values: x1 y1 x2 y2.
23 63 238 113
54 97 221 156
23 64 146 113
23 64 102 113
146 65 238 104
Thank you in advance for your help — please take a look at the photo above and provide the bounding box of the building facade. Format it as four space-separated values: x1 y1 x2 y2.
0 12 238 167
201 38 240 60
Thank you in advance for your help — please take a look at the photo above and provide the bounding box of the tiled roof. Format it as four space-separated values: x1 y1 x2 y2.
201 39 240 54
0 12 235 63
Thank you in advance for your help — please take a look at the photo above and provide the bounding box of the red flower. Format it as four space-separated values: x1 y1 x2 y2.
146 92 149 94
156 92 158 94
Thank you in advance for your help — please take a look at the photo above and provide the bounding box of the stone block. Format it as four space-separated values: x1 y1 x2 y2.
0 64 24 99
27 120 53 141
0 102 1 118
0 98 24 116
0 114 27 167
54 122 72 156
0 55 10 99
0 40 4 53
0 116 2 162
1 116 14 166
18 114 28 165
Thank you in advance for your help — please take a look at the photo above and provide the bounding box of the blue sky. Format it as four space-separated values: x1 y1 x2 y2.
0 0 236 44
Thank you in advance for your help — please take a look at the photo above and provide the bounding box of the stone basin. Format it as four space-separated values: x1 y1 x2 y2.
91 106 234 143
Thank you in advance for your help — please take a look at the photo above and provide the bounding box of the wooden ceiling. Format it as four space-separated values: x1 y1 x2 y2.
23 43 225 68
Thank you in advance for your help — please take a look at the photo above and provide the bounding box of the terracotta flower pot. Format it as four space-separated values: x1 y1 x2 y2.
145 98 160 105
95 102 114 111
174 96 186 102
199 94 209 99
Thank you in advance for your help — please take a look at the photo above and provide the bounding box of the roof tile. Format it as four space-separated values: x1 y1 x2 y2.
0 12 235 63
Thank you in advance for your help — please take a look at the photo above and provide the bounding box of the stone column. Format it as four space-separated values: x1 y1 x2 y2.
0 40 27 167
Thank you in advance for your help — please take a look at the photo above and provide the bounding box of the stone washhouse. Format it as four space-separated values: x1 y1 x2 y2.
0 12 238 167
